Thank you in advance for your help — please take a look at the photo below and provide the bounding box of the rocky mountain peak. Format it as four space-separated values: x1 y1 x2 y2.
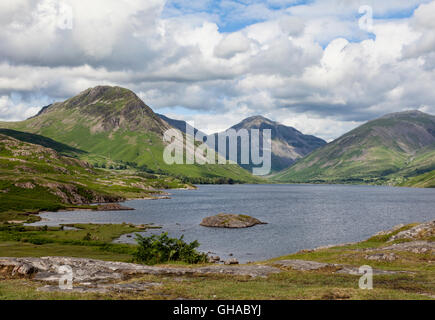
69 86 137 106
232 115 278 130
28 85 170 134
381 110 434 120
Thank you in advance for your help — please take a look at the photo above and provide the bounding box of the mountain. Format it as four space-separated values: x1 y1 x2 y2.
0 131 186 215
0 86 259 183
157 114 207 139
273 110 435 185
208 116 326 173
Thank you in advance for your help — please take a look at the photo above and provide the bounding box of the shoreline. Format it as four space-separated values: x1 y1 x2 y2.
9 182 435 224
26 203 433 265
14 182 435 268
0 219 433 300
2 194 433 298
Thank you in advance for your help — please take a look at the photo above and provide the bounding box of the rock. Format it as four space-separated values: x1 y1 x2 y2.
37 285 108 294
274 259 400 275
388 220 434 242
365 253 397 262
96 203 134 211
335 267 400 275
7 220 24 224
207 256 220 263
37 281 163 294
374 240 435 254
224 259 239 265
12 263 37 276
200 213 266 228
0 257 281 283
14 182 35 189
42 182 123 205
275 260 332 271
412 248 428 254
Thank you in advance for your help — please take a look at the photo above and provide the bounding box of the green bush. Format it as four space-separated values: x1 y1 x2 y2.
83 232 92 241
133 232 207 265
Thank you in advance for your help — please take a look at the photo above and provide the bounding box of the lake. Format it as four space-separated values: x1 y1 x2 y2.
29 184 435 262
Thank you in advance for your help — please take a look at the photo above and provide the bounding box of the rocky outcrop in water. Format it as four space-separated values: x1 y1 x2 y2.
200 213 266 228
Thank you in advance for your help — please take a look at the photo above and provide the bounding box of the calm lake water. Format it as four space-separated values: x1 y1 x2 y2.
30 184 435 262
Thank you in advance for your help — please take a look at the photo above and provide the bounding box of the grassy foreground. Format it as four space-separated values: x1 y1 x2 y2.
0 221 433 300
0 223 149 262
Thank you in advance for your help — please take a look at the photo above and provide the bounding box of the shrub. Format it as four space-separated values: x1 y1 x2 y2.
133 232 207 265
83 232 92 241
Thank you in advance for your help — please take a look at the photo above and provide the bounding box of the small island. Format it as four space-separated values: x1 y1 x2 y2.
200 213 267 228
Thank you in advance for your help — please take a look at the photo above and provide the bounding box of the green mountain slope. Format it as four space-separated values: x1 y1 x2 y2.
0 132 187 217
0 128 86 157
400 169 435 188
0 86 259 183
272 110 435 185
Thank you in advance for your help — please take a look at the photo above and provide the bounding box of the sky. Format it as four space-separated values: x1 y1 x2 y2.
1 0 435 141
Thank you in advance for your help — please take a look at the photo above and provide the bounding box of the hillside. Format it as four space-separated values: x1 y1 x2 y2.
0 86 259 183
208 116 326 172
157 114 207 139
273 111 435 185
0 128 86 157
400 170 435 188
0 131 187 219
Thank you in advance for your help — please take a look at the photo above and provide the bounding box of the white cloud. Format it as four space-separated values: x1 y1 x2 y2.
402 1 435 68
0 0 434 140
214 32 251 59
0 94 41 121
